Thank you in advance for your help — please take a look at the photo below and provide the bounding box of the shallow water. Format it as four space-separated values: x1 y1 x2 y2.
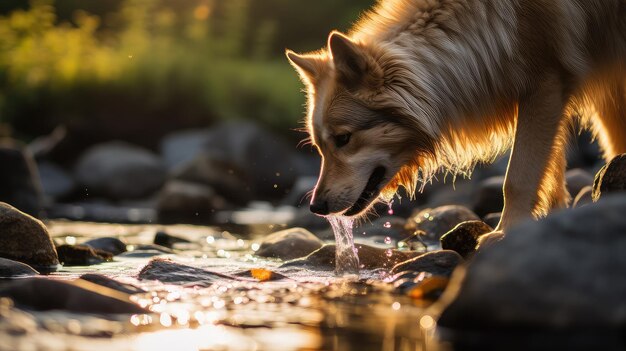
0 220 442 351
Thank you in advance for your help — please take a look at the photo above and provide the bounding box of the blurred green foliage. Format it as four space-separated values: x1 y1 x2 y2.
0 0 373 146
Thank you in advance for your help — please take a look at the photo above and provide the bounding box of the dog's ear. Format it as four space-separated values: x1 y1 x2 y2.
328 31 380 89
286 50 319 81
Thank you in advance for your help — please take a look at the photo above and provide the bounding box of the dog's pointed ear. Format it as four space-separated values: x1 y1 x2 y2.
286 50 319 80
328 31 379 88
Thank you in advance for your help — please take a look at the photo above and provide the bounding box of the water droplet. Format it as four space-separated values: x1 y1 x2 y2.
392 302 401 310
250 243 260 251
159 313 172 327
206 236 215 244
236 239 245 247
383 221 391 228
387 200 394 215
384 236 392 244
385 249 393 257
65 236 76 245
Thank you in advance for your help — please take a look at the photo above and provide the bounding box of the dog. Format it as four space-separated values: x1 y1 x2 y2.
286 0 626 234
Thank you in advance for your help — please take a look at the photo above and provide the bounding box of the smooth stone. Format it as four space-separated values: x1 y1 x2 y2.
565 168 594 199
255 227 323 260
0 202 59 270
56 245 113 266
154 230 191 249
116 250 168 258
482 212 502 229
592 154 626 201
0 278 145 314
138 258 239 283
82 237 127 256
440 221 493 259
436 195 626 331
281 244 422 271
0 141 42 216
406 205 480 242
573 186 593 208
0 257 38 277
74 141 166 200
472 176 505 217
79 274 145 295
156 180 231 224
390 250 463 277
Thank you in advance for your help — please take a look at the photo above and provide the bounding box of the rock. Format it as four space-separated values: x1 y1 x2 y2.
282 244 422 271
0 278 145 314
0 202 59 271
573 186 593 208
565 168 593 199
36 161 75 200
138 258 238 284
160 128 212 170
482 212 501 228
592 154 626 201
172 153 252 206
406 205 480 242
354 216 410 240
156 180 230 223
0 140 43 216
116 250 168 258
255 227 323 260
79 274 145 294
74 141 166 200
56 245 113 266
202 121 300 201
440 221 493 259
436 195 626 331
154 230 191 249
390 250 463 276
0 258 38 277
83 237 127 256
132 244 175 254
471 176 505 217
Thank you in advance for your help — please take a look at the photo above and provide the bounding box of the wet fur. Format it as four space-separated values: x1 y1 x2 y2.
287 0 626 230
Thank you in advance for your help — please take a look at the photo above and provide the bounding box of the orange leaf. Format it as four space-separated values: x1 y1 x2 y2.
407 276 449 299
250 268 273 282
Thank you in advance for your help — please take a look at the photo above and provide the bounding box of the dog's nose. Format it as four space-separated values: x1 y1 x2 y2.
310 201 329 215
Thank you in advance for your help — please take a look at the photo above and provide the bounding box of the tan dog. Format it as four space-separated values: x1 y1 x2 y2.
286 0 626 233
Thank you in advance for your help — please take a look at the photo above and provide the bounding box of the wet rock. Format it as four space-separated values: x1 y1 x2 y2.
482 212 501 229
156 180 230 223
74 141 166 200
390 250 462 277
79 274 145 294
0 278 145 314
440 221 493 259
436 195 626 330
83 237 127 256
36 161 75 201
592 154 626 201
565 168 593 199
172 153 252 206
0 202 59 271
472 176 505 217
0 140 43 216
153 230 191 249
406 205 480 242
282 244 422 271
116 250 168 258
132 244 175 254
573 186 593 208
138 258 238 284
255 227 323 260
56 245 113 266
0 257 38 277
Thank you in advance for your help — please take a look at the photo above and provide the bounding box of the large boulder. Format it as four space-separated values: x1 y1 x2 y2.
74 141 166 200
255 227 323 260
592 154 626 201
436 195 626 331
0 202 59 271
0 140 43 216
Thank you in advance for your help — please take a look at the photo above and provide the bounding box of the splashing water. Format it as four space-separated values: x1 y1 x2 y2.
326 216 360 277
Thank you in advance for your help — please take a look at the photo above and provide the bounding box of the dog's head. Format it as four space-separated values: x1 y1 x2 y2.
287 31 435 217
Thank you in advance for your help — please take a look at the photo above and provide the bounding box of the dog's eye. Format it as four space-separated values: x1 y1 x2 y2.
334 133 351 148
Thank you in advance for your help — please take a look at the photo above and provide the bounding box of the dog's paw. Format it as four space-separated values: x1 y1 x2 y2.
476 230 505 251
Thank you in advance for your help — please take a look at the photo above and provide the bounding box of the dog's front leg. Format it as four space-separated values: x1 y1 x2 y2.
496 75 568 233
